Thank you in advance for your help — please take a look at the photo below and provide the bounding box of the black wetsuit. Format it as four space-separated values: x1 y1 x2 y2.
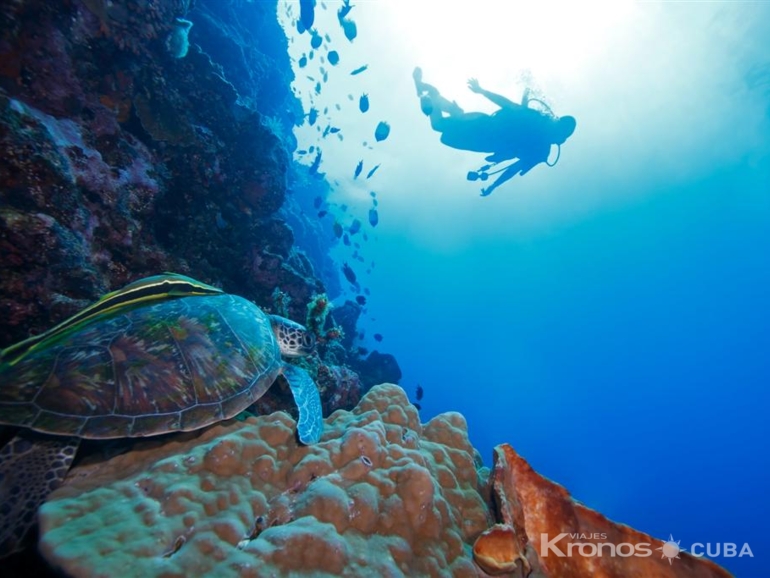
438 106 552 164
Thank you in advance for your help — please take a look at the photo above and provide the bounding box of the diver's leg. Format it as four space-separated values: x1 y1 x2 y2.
413 67 464 116
480 160 524 196
429 106 448 131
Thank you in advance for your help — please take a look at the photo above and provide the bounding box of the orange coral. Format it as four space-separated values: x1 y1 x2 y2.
485 444 733 578
472 523 530 576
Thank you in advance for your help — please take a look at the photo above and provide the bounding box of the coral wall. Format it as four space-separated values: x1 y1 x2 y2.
0 0 314 346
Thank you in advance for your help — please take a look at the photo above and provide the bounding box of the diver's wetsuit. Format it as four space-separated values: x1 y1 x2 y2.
437 106 552 165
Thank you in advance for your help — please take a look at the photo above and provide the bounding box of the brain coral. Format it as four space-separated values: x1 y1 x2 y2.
38 384 493 577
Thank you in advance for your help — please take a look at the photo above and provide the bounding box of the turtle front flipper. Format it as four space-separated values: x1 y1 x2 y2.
0 432 79 557
281 364 323 444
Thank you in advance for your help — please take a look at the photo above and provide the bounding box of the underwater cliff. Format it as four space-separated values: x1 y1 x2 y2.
0 1 740 576
0 0 400 424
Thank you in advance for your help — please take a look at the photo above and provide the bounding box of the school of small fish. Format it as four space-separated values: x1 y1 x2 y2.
288 0 391 351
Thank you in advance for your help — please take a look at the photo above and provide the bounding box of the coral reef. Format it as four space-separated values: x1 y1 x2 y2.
0 0 304 346
331 299 362 351
0 0 384 423
6 385 733 577
315 364 362 414
38 385 492 577
352 350 403 391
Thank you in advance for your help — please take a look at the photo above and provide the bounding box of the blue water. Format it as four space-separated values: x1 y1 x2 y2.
280 2 769 576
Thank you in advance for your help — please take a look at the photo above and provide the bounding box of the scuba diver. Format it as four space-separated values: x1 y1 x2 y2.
413 67 576 196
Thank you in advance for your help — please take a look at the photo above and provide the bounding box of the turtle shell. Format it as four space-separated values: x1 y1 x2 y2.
0 294 282 439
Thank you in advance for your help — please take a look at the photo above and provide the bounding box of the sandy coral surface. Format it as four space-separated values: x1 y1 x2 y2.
39 384 492 577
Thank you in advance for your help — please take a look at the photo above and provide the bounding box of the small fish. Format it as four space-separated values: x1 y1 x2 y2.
309 150 322 174
322 70 328 83
343 233 351 246
297 149 308 155
369 191 376 198
342 263 357 284
374 121 390 142
322 125 331 138
313 196 323 208
357 347 369 357
372 199 378 207
328 50 339 65
299 0 315 31
355 254 365 262
308 108 318 125
333 221 343 238
315 81 322 95
373 333 383 342
359 93 369 113
364 287 370 295
413 403 422 411
362 233 368 241
365 164 380 179
339 204 348 212
336 0 355 36
355 295 367 305
353 160 363 179
323 106 328 115
350 65 368 76
298 55 308 68
416 384 424 401
310 31 323 49
329 127 340 134
349 219 362 235
317 210 328 218
368 208 379 227
340 18 357 41
309 145 315 153
338 0 353 19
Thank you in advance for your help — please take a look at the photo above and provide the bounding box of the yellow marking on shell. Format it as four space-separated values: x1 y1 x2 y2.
1 273 223 366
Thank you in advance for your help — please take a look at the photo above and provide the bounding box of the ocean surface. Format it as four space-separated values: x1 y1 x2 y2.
280 2 770 576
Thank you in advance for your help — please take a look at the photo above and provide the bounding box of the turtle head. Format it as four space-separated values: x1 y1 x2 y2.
270 315 316 357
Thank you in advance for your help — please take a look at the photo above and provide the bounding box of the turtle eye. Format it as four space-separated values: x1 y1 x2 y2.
303 333 315 349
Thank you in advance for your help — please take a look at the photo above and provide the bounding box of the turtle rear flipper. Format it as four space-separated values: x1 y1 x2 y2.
0 432 79 557
282 365 323 445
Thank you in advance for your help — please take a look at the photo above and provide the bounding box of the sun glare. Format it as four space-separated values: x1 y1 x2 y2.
379 0 636 100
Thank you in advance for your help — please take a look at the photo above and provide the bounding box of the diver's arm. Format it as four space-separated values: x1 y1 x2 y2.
468 78 519 109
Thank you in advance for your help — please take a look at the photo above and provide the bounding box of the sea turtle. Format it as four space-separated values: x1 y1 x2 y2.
0 273 323 556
